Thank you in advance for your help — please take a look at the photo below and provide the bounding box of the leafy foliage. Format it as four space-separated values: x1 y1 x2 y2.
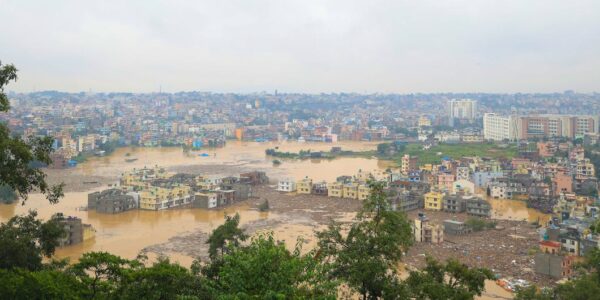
465 218 496 232
0 61 63 203
316 181 413 299
405 257 494 299
216 232 336 298
0 211 64 271
0 184 17 204
206 213 248 260
258 199 270 211
0 268 88 299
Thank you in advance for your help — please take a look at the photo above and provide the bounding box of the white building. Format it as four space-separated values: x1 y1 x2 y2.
452 179 475 195
277 178 296 192
456 167 470 181
483 113 519 141
448 99 477 126
490 182 511 199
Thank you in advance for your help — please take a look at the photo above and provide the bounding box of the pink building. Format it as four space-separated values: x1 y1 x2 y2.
553 172 573 195
437 173 455 191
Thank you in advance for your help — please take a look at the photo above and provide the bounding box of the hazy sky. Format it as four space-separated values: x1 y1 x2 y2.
1 1 599 93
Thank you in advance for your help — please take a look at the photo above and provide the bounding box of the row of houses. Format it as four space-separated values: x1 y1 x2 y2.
423 191 492 217
277 176 373 201
88 166 269 212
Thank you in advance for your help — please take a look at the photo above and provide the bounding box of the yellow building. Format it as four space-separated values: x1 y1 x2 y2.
343 183 359 199
424 191 444 211
139 184 192 210
355 169 371 182
358 184 371 200
121 166 170 188
296 177 313 194
420 164 434 172
327 182 343 198
418 116 432 127
83 224 96 241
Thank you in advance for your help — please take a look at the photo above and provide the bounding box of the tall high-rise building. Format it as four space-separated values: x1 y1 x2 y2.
448 99 477 126
483 113 519 141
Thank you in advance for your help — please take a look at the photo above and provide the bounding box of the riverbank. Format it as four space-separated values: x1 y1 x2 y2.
265 147 377 160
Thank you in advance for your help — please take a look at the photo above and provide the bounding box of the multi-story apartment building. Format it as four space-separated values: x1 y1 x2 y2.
413 214 444 244
424 191 444 211
342 182 359 199
483 113 519 141
327 182 343 198
456 166 470 181
88 189 138 214
296 177 313 194
357 184 371 200
401 154 419 175
575 158 595 180
484 113 599 141
55 214 84 247
277 178 296 192
437 173 455 191
139 184 192 210
448 99 477 127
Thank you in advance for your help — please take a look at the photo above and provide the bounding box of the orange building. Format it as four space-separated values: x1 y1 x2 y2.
235 128 244 140
539 240 560 255
553 172 573 195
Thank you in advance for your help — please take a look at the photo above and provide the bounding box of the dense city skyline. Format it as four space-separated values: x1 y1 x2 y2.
2 1 600 93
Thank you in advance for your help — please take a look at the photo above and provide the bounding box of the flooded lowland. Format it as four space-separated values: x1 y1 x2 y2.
0 141 550 298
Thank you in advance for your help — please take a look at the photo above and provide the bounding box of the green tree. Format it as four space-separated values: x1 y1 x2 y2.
216 232 336 299
0 183 17 204
117 257 210 300
316 181 413 299
0 211 64 271
69 251 140 298
206 213 248 260
0 268 88 299
0 61 63 203
377 143 391 155
405 257 494 300
258 199 270 211
552 275 600 300
514 285 553 300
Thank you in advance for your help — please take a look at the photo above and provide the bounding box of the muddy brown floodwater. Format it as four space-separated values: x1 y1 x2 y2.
0 141 550 299
0 141 387 264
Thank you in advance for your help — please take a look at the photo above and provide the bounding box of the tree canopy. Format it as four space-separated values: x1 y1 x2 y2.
0 61 63 203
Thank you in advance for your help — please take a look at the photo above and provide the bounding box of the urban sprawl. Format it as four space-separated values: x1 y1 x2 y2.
6 91 600 292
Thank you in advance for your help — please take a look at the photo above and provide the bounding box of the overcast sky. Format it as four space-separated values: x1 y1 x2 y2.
1 1 599 93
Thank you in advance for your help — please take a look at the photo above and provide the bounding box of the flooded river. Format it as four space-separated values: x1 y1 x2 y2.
0 141 388 264
0 140 550 298
77 140 389 182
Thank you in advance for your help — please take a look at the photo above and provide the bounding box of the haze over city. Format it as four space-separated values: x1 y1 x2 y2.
2 1 600 93
4 2 600 299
